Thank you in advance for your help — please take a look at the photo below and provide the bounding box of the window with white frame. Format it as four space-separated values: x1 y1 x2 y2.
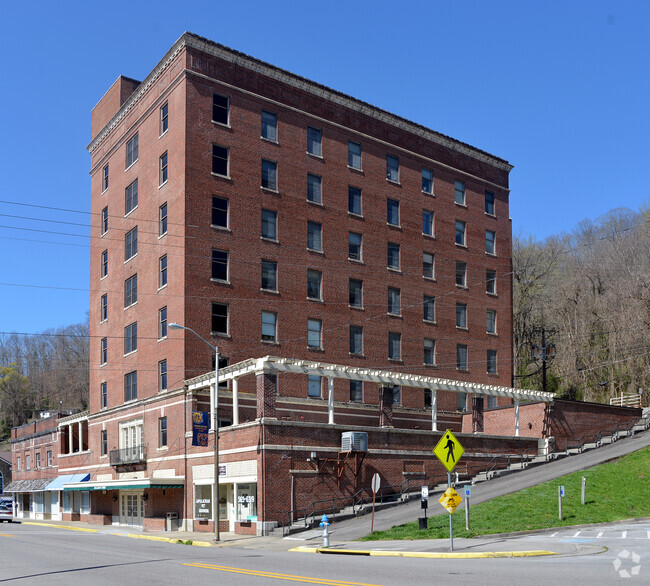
261 159 277 190
308 375 321 398
388 332 401 360
349 232 362 261
456 261 467 287
350 325 363 355
388 287 400 315
486 309 497 334
101 250 108 278
454 180 465 205
159 152 168 185
124 322 137 355
125 180 138 214
422 168 433 194
387 242 400 270
386 155 399 182
100 337 107 365
102 164 109 192
424 338 436 365
307 269 322 300
159 255 167 288
101 207 108 235
307 221 322 252
261 310 277 342
261 209 277 240
348 141 361 169
387 198 399 226
211 249 229 282
159 306 167 339
158 416 167 446
100 294 107 322
159 202 167 236
422 210 434 236
455 220 466 246
307 174 322 204
487 349 497 374
485 190 495 215
100 381 107 409
47 450 52 466
424 295 435 322
36 452 41 469
349 278 362 307
307 318 322 348
160 103 168 134
456 303 467 328
126 133 138 168
261 111 277 142
124 372 138 402
307 126 322 156
100 430 107 456
486 269 497 294
124 227 138 261
159 359 167 391
348 186 362 215
261 259 277 291
212 94 229 125
212 196 229 228
118 419 142 452
124 274 137 307
211 302 228 334
486 230 496 255
423 252 434 279
212 144 229 177
457 344 468 370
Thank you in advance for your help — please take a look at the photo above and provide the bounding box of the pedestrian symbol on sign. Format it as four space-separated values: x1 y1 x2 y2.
444 434 456 463
433 429 465 473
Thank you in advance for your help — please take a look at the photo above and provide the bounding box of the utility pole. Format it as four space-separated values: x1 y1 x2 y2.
533 328 555 394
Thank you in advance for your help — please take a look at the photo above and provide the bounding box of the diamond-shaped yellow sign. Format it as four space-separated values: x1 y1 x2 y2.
433 429 465 473
438 487 462 514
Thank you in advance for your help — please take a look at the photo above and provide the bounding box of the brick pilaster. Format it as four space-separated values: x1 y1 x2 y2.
256 373 276 419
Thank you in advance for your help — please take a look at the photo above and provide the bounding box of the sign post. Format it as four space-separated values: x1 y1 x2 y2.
464 485 471 531
419 485 429 530
433 430 465 551
370 473 380 534
558 485 565 520
581 477 586 505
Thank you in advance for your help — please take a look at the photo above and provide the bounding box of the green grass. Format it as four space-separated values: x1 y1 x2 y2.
362 447 650 540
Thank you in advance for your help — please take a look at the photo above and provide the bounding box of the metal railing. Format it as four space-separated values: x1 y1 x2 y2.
109 444 147 466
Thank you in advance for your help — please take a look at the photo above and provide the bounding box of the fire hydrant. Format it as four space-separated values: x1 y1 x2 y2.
319 514 331 548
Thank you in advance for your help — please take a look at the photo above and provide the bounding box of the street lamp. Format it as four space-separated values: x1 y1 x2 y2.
169 322 220 542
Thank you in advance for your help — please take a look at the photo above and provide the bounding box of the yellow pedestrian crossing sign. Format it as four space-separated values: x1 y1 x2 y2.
438 487 462 514
433 429 465 473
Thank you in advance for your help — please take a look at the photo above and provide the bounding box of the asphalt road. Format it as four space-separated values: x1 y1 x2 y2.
0 521 648 585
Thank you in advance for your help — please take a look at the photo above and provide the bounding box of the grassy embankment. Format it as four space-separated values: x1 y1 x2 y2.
362 446 650 540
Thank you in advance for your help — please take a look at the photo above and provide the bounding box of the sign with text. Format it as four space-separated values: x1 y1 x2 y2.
433 429 465 473
192 411 209 447
438 487 462 514
195 496 212 519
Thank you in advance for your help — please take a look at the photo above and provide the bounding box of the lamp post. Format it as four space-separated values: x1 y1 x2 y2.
169 322 220 542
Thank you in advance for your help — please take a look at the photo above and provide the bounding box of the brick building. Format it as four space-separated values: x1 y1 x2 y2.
22 32 634 534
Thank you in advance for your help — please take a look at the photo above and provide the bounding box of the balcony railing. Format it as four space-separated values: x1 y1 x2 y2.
109 444 147 466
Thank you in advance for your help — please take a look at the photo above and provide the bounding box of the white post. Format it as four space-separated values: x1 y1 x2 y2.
431 389 438 431
328 378 334 424
514 398 520 437
78 421 83 452
68 424 73 454
210 382 216 433
232 378 239 425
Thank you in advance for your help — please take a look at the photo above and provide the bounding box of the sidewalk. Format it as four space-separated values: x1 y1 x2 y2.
19 519 604 558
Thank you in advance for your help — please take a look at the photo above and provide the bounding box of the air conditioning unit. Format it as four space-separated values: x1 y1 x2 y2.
341 431 368 452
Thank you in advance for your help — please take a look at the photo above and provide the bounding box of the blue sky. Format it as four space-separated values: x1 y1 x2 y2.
0 0 648 334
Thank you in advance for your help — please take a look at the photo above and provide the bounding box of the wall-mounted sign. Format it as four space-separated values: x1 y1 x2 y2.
195 497 211 519
192 412 209 447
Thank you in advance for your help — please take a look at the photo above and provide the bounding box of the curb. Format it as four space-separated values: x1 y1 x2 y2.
289 546 558 558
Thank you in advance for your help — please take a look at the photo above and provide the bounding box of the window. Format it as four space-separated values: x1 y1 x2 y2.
159 416 168 446
36 452 41 469
349 232 362 261
101 430 107 456
160 103 168 134
159 306 167 339
388 287 401 315
422 210 434 236
124 371 137 402
159 359 167 391
100 337 107 365
261 311 277 342
124 322 137 354
16 456 20 471
102 164 109 192
212 94 229 125
348 186 362 215
261 159 277 190
424 295 435 322
456 261 467 287
261 209 277 240
486 230 496 255
422 168 433 194
387 155 399 182
125 180 138 214
211 302 228 334
486 269 497 295
388 332 401 360
100 382 107 409
101 207 108 235
457 344 468 370
261 259 277 291
26 455 30 470
100 294 107 322
261 111 277 141
348 141 361 169
349 278 363 307
486 309 497 334
457 392 467 410
212 144 229 177
101 250 108 278
307 269 322 300
307 318 322 348
350 380 363 402
125 227 138 261
456 303 467 328
392 385 401 405
308 375 321 398
350 325 363 355
126 133 138 168
387 198 399 226
307 221 322 251
424 389 432 408
124 274 137 307
159 203 168 236
307 174 322 204
212 196 229 228
387 242 400 270
47 450 52 467
485 191 495 215
487 395 497 408
455 220 466 246
455 180 465 205
423 252 434 278
424 338 436 365
487 349 497 374
212 249 229 282
307 126 322 156
159 255 167 288
159 152 168 185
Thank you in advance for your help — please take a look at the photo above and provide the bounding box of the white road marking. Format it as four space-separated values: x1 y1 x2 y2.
647 531 650 539
597 532 603 538
572 531 581 537
550 532 557 537
621 531 627 539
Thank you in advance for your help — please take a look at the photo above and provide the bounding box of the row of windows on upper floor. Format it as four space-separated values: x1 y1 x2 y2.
14 451 53 471
100 97 498 218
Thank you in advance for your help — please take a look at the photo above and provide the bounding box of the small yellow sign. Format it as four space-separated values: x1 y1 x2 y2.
438 487 462 514
433 429 465 473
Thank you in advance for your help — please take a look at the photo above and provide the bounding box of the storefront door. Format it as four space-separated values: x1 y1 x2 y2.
119 491 144 526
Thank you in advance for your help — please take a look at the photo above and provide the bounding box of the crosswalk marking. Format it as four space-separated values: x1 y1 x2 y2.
572 531 581 537
597 532 603 538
